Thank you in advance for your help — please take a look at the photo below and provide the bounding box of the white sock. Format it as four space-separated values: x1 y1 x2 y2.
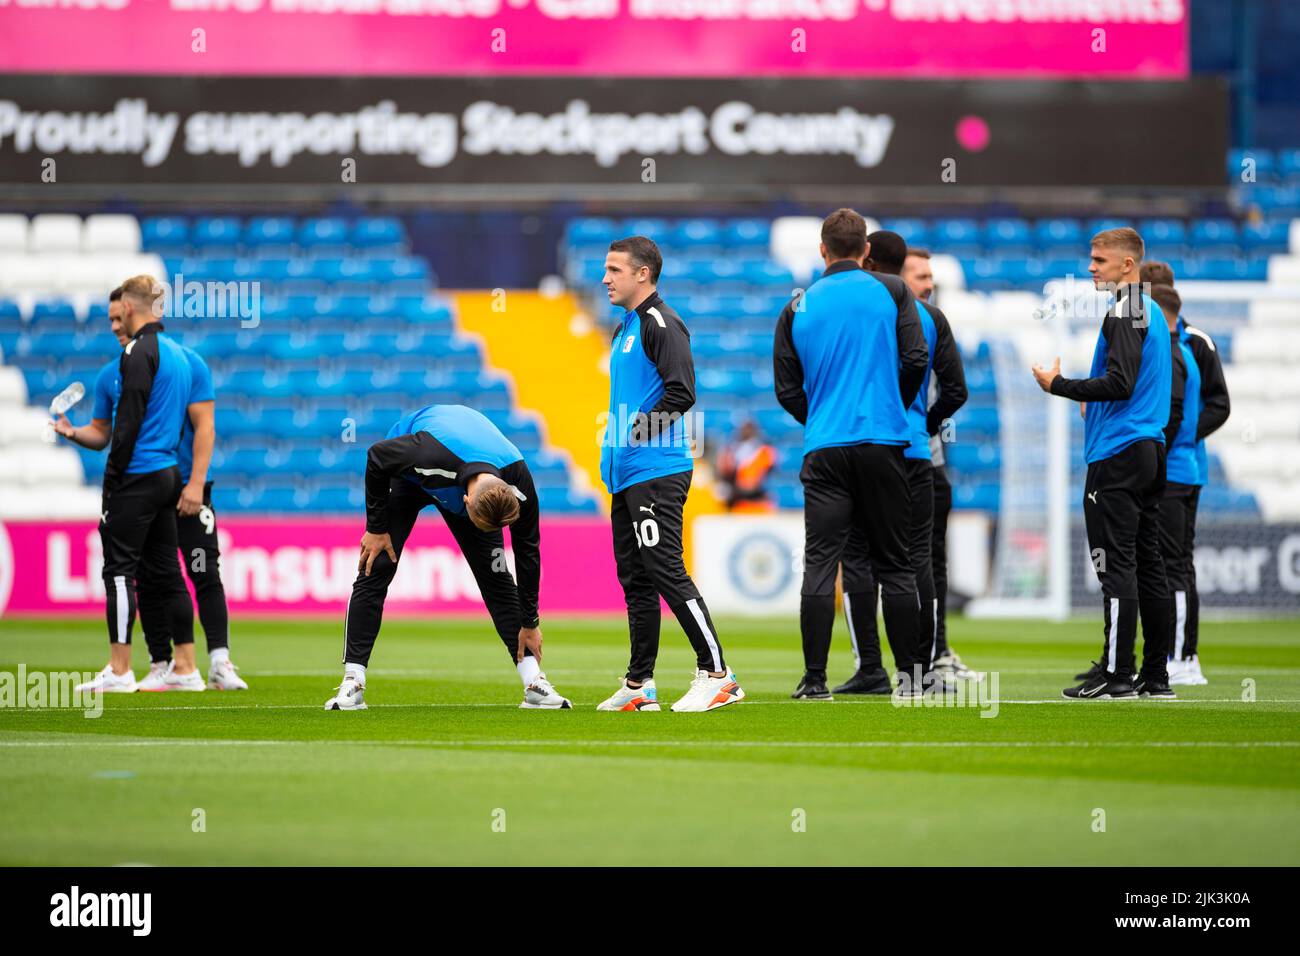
209 647 230 665
345 662 367 684
517 656 540 687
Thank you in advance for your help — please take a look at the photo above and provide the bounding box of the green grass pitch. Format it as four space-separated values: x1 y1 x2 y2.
2 614 1298 866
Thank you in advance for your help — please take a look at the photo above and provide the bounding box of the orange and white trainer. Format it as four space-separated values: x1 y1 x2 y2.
596 678 661 712
671 669 744 713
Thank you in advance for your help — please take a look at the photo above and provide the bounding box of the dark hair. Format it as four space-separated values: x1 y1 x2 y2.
905 247 932 260
608 236 662 283
1150 283 1182 321
1140 260 1175 286
866 230 908 275
109 286 123 302
820 208 867 260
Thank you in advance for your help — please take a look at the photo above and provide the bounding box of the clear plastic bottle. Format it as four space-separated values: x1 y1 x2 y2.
49 381 85 418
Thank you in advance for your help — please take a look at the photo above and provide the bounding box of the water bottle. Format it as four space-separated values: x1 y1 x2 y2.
49 381 85 418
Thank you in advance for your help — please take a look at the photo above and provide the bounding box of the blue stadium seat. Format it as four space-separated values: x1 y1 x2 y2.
1033 218 1084 248
983 218 1032 250
141 216 190 250
0 299 21 321
31 300 78 323
297 218 349 250
1139 219 1187 246
1086 218 1128 237
622 219 671 243
238 256 293 283
885 219 929 247
742 261 794 288
243 217 296 249
1189 219 1239 247
1239 221 1289 250
934 219 981 248
350 217 406 250
721 219 770 247
191 217 242 250
565 218 618 249
671 220 722 248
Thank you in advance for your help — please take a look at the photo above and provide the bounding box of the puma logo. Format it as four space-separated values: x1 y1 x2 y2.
1087 491 1098 504
639 504 655 516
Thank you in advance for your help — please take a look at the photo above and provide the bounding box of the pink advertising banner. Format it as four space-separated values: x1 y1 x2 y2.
0 2 1188 79
0 517 625 617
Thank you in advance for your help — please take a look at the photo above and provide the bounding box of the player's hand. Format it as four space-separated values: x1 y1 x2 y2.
1031 357 1061 392
517 626 543 664
1080 402 1087 420
52 415 76 440
177 481 204 516
358 531 397 576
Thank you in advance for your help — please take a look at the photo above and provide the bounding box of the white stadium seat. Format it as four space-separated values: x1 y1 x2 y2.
0 368 27 405
929 253 966 293
82 215 142 254
28 214 82 254
1266 254 1300 284
0 214 28 254
770 216 828 287
0 255 62 295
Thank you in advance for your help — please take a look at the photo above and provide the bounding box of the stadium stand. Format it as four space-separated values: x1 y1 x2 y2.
0 214 600 518
560 194 1300 521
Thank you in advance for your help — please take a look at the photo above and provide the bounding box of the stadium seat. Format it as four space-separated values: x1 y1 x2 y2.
82 215 141 254
243 217 297 249
721 219 770 247
0 215 28 255
297 218 349 250
1139 219 1187 247
29 215 82 254
191 216 242 251
984 218 1032 250
350 217 406 250
885 219 929 247
1033 218 1084 248
1189 219 1239 248
141 216 189 250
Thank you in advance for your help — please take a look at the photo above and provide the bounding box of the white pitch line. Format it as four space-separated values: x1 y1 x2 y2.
0 739 1296 750
3 697 1300 716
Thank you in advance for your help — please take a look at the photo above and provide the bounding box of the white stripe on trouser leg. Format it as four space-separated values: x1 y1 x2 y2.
1106 598 1119 673
930 598 939 665
686 599 722 672
114 575 129 644
844 593 860 667
1173 590 1186 660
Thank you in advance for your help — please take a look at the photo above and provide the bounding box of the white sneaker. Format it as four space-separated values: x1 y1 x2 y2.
136 661 171 692
1169 655 1208 686
519 673 572 709
596 678 660 712
934 649 985 682
670 669 745 713
324 676 367 711
155 663 206 692
74 665 138 694
207 658 248 691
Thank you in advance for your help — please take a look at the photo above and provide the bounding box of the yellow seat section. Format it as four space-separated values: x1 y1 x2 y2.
451 289 724 566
